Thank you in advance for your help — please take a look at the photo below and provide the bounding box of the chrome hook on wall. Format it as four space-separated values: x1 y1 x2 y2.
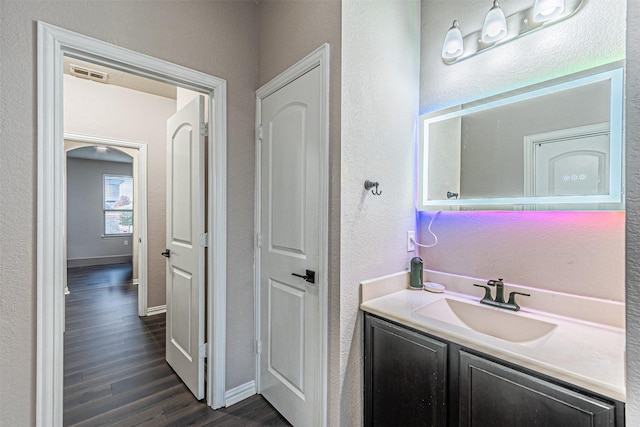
364 180 382 196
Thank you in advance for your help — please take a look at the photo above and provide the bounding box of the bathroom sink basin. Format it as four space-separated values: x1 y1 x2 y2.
413 298 557 343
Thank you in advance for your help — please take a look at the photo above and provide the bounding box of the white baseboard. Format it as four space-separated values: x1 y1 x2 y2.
225 380 256 407
146 305 166 316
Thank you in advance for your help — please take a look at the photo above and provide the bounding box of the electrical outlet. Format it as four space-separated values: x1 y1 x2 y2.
124 240 128 246
407 231 416 252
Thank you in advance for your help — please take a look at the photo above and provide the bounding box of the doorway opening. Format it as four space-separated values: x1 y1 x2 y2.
64 137 148 317
37 22 228 425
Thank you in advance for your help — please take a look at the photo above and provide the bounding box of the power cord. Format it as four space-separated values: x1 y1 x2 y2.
411 211 441 248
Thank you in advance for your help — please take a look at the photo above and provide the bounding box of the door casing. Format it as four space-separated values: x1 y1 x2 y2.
254 44 330 426
37 22 228 426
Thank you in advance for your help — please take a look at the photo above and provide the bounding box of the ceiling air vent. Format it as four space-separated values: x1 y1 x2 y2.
69 64 108 83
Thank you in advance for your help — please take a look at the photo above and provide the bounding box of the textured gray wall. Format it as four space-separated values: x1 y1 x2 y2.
341 1 421 424
625 0 640 422
256 1 342 424
67 157 133 261
0 1 258 424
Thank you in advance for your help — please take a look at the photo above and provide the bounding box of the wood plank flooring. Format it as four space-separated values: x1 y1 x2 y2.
64 264 290 426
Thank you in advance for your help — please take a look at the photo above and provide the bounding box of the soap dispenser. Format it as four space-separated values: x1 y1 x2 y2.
409 257 423 290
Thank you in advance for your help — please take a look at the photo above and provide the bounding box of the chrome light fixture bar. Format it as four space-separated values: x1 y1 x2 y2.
442 0 582 65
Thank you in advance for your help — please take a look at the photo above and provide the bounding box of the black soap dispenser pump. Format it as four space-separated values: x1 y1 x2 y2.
409 257 424 290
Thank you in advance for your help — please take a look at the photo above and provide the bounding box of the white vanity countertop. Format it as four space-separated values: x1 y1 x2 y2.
360 273 626 402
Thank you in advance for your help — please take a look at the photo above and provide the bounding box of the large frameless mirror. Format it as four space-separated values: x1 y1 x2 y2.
418 64 624 210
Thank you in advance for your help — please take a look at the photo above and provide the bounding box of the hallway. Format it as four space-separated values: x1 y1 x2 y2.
64 264 289 426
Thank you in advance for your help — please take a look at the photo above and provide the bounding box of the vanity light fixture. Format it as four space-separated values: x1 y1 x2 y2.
441 0 582 64
481 1 508 43
533 0 565 22
442 20 464 60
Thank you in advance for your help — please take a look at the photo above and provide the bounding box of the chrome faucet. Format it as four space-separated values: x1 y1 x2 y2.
473 278 530 311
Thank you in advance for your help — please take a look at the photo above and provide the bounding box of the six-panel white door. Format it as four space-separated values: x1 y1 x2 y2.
259 65 323 427
165 95 206 400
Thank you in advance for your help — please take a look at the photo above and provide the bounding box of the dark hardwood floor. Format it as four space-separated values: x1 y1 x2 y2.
64 263 290 426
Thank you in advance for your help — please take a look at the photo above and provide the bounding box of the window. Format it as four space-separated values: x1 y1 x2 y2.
104 174 133 236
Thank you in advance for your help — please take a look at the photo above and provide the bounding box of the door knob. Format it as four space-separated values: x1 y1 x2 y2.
161 249 171 258
292 270 315 284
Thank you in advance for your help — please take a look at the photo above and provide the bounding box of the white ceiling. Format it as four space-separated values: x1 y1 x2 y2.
67 146 133 164
63 57 177 164
63 56 177 100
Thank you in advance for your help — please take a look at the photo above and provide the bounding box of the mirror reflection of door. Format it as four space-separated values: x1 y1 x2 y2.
524 123 610 197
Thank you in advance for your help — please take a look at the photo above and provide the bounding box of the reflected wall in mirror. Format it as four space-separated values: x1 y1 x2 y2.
418 65 624 210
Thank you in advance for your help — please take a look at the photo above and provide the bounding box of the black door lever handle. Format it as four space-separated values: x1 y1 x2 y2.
161 249 170 258
292 270 315 284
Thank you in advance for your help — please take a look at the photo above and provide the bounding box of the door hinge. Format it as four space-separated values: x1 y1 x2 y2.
200 233 208 248
200 343 208 358
200 122 209 137
256 340 262 355
257 125 263 141
256 232 262 248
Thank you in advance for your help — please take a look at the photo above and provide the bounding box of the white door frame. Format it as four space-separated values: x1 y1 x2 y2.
64 134 149 317
37 22 227 426
254 44 330 426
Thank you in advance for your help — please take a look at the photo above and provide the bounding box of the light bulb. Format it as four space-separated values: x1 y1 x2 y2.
482 0 507 43
533 0 565 22
442 20 463 60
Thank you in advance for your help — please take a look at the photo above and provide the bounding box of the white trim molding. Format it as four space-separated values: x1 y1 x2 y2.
254 43 330 426
37 22 228 426
146 305 167 316
224 381 256 407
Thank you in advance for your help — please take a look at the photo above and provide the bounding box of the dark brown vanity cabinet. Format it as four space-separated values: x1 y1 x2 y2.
364 314 447 427
459 351 616 427
364 313 623 427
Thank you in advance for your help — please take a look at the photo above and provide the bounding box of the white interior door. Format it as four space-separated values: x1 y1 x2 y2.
165 95 206 400
259 65 323 426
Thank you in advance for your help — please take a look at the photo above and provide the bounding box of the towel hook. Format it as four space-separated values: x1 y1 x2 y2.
364 180 382 196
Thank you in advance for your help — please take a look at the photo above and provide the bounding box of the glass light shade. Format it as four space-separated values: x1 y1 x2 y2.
533 0 565 22
442 21 463 60
481 1 508 43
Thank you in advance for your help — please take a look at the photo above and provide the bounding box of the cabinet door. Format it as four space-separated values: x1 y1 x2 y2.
364 315 447 427
459 351 616 427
